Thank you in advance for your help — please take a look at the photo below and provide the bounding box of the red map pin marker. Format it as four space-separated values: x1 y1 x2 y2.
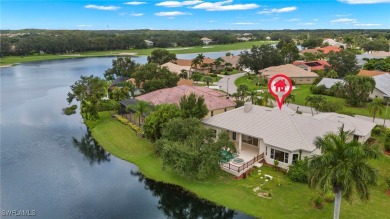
267 74 293 110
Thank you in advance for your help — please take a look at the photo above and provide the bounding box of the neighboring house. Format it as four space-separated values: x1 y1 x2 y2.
323 38 346 48
265 36 271 40
144 40 154 47
237 37 250 42
259 64 319 84
221 55 240 69
109 77 129 90
300 48 319 55
358 69 388 77
370 73 390 100
136 85 236 118
318 46 341 54
161 62 191 75
203 103 376 177
175 58 220 74
317 78 344 89
118 98 142 125
293 60 330 71
356 51 390 66
201 37 212 45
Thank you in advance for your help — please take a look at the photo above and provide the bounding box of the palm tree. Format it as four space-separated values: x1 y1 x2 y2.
305 95 316 116
127 100 151 126
237 84 249 101
190 58 201 76
213 57 224 72
331 82 344 98
368 97 385 122
285 94 295 106
258 91 274 107
247 89 259 104
308 126 378 219
179 69 188 79
196 53 205 65
203 76 213 88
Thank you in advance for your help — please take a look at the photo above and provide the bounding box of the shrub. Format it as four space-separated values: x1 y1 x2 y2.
273 160 279 169
385 177 390 188
372 125 386 135
323 191 335 203
115 115 144 136
310 84 326 95
320 100 343 112
287 159 308 183
313 196 324 209
98 99 119 112
385 140 390 151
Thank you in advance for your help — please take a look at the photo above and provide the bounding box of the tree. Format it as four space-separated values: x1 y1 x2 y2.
157 118 236 180
280 41 300 64
203 76 213 87
104 57 138 80
368 98 385 122
147 49 177 65
179 69 188 79
301 38 323 49
143 104 183 141
343 75 375 106
127 100 153 125
308 126 378 219
305 95 327 115
191 72 202 83
330 82 345 98
285 94 295 106
258 91 274 107
110 86 130 101
237 84 249 101
239 45 283 74
247 89 260 104
363 57 390 72
328 50 359 78
179 93 208 119
67 75 107 120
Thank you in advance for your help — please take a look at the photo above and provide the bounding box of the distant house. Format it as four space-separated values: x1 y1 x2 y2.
109 77 129 90
356 51 390 66
136 85 236 118
203 103 375 176
317 78 344 89
201 37 213 45
323 38 346 48
358 69 388 77
221 55 240 69
161 62 191 75
144 40 154 47
293 60 330 71
237 37 250 42
259 64 319 84
265 36 271 40
318 46 341 54
369 73 390 100
175 58 220 74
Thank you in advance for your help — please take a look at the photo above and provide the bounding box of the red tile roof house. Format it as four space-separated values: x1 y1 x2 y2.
259 64 319 85
174 58 224 74
136 85 236 118
293 60 330 71
300 46 341 55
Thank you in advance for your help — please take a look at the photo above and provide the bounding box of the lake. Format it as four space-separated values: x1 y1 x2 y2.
0 55 255 219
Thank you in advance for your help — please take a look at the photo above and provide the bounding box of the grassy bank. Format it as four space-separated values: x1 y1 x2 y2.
0 41 275 66
292 85 390 119
88 112 390 219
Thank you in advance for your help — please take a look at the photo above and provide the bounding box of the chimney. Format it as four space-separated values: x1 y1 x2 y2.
244 102 252 113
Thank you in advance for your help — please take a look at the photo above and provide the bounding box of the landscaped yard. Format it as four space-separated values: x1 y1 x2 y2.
0 41 276 66
291 85 390 119
234 75 266 91
89 112 390 219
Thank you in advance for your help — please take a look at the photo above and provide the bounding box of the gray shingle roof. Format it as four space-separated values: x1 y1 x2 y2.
317 78 344 89
373 73 390 97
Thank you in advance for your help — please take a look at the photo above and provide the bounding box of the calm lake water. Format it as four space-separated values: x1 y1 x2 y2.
0 55 255 219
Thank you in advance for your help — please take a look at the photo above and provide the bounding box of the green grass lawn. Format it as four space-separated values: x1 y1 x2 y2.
89 112 390 219
0 41 275 66
235 75 266 91
291 85 390 120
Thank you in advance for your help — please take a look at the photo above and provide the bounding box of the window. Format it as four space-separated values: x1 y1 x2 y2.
353 135 359 141
270 148 289 163
292 154 299 164
242 134 258 146
232 132 236 140
224 108 227 112
212 129 217 137
211 111 214 117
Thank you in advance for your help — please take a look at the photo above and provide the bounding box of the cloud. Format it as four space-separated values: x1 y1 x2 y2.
286 18 300 22
338 0 390 4
84 4 120 11
131 13 144 16
353 23 382 26
232 22 258 25
331 18 357 23
257 6 297 14
313 19 319 21
124 1 147 5
335 14 351 17
154 11 191 16
77 25 93 27
156 0 203 7
299 22 315 25
192 0 259 11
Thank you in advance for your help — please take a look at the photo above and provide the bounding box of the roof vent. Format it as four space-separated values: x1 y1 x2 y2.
244 102 252 113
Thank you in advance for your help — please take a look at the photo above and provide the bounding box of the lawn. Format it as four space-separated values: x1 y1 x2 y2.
235 75 266 91
0 41 275 66
291 85 390 119
89 112 390 219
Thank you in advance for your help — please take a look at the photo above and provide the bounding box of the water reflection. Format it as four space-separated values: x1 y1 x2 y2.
72 130 111 165
130 170 246 219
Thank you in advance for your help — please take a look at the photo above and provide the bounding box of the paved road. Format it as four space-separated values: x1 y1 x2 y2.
217 72 245 95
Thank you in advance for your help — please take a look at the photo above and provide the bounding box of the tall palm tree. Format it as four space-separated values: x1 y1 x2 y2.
179 69 188 79
308 126 378 219
285 94 295 106
258 91 274 107
213 57 224 72
203 76 213 88
127 100 151 126
247 89 259 104
196 53 205 65
305 95 316 116
368 97 385 122
190 58 201 76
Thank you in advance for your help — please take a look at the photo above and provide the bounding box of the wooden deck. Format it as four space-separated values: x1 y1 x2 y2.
221 153 264 177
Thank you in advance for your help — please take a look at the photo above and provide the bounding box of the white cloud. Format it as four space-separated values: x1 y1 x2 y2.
85 4 120 11
131 13 144 16
338 0 390 4
154 11 191 16
353 23 382 26
335 14 351 17
124 1 147 5
313 19 319 21
77 24 93 27
299 22 315 25
232 22 258 25
286 18 300 22
192 0 259 11
156 0 203 7
257 6 297 14
331 18 357 23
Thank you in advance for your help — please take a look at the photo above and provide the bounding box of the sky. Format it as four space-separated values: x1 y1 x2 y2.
1 0 390 30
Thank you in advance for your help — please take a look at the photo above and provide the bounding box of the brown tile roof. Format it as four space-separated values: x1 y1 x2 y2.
221 55 240 68
293 60 330 71
318 46 341 54
175 59 192 66
161 62 191 74
259 64 319 78
136 85 236 111
358 69 388 77
300 48 319 54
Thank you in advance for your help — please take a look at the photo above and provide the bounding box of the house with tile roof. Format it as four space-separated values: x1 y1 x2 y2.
174 58 222 74
318 46 341 54
201 37 212 45
370 73 390 100
317 78 344 89
161 62 191 75
358 69 388 77
293 60 330 71
221 55 240 69
136 85 236 118
203 103 376 176
259 64 319 84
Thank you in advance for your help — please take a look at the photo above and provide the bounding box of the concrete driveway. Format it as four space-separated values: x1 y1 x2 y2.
217 72 245 95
